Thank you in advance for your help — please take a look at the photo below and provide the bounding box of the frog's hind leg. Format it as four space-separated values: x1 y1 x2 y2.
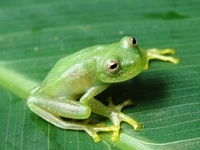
142 48 180 69
27 96 118 142
29 104 118 142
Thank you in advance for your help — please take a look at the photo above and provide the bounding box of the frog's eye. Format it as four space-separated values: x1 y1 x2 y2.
130 37 138 47
106 60 120 74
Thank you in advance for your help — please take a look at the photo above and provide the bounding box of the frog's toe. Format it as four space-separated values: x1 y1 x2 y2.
119 99 134 108
143 48 180 67
106 97 142 132
170 57 180 64
123 112 142 130
133 123 143 131
86 130 102 142
84 124 119 142
107 97 133 111
111 129 120 141
92 134 102 142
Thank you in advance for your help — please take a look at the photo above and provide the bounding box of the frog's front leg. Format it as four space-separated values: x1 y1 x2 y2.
27 95 118 142
106 97 142 141
142 48 180 69
81 97 142 141
80 86 142 141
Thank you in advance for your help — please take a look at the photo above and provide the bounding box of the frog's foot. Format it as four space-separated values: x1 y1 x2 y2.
107 97 142 141
143 48 180 69
84 122 119 142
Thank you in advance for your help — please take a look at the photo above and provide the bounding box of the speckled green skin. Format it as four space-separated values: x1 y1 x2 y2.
27 36 179 142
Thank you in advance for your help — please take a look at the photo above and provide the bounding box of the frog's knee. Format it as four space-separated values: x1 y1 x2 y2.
78 106 91 119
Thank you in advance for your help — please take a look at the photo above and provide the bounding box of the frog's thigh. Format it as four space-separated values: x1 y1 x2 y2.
29 104 91 130
27 96 91 119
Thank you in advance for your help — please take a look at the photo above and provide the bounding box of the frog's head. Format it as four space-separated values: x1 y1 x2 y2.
98 36 147 83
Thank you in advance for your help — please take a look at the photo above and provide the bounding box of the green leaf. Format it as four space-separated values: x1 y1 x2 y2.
0 0 199 150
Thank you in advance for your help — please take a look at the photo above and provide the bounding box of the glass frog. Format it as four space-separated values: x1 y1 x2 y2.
27 36 179 142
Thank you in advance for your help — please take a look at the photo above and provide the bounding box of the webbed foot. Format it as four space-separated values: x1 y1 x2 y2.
84 122 119 142
142 48 180 69
107 97 142 141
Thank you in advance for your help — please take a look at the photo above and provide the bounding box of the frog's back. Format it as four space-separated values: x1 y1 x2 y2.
44 45 106 81
37 44 108 95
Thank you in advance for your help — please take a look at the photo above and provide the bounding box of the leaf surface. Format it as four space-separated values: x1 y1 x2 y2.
0 0 199 149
